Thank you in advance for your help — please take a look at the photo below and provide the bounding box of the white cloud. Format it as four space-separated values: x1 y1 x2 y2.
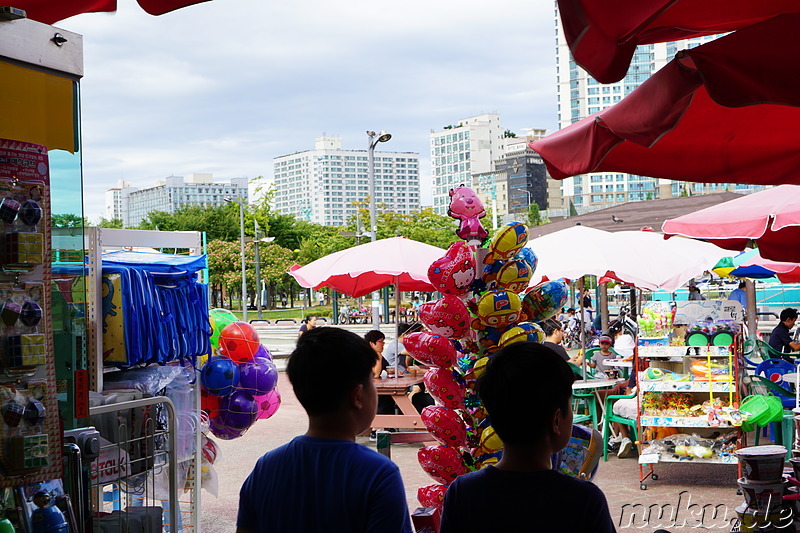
57 0 558 221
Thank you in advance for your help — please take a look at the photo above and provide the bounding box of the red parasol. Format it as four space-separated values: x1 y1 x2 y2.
289 236 444 298
558 0 800 83
662 185 800 263
530 14 800 186
11 0 210 24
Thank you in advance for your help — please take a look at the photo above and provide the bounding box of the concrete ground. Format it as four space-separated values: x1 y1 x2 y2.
201 368 749 533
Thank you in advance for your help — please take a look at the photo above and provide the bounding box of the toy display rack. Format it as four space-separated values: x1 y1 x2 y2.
635 343 743 490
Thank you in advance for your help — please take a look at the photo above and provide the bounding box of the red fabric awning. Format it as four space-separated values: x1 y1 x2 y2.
530 14 800 186
13 0 210 24
558 0 800 83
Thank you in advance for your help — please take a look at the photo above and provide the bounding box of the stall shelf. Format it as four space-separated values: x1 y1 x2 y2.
635 344 743 490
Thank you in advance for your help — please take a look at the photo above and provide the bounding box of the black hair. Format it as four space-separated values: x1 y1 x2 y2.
477 342 574 446
566 308 575 314
364 329 385 343
540 318 563 336
739 281 747 289
301 315 316 324
287 327 377 416
781 308 799 322
397 322 424 336
607 320 623 337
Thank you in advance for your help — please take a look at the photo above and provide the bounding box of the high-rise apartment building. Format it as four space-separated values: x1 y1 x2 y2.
108 173 249 227
272 136 420 226
104 179 136 221
430 114 506 215
553 19 765 216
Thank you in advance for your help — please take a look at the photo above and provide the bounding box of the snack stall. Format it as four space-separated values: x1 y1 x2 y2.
635 300 746 490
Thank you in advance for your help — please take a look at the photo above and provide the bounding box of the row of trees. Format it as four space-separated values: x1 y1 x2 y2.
57 181 546 308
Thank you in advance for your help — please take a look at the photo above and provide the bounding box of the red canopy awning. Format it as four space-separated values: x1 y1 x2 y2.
530 14 800 185
13 0 210 24
558 0 800 83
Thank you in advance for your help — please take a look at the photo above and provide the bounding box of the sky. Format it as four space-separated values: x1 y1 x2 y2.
59 0 559 222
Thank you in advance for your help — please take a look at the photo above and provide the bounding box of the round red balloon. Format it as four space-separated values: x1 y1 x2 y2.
418 445 468 486
421 406 467 448
417 484 447 510
219 321 262 362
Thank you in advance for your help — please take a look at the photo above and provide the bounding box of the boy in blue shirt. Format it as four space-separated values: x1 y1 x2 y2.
440 342 616 532
237 327 413 533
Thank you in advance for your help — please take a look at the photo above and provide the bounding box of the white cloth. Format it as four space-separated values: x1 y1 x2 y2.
612 397 637 420
614 335 636 359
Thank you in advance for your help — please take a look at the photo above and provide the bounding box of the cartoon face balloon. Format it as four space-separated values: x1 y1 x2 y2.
404 332 457 368
428 241 476 296
421 406 468 448
499 322 545 347
515 247 538 273
521 281 568 322
484 222 529 264
418 445 469 486
475 289 521 330
418 296 470 339
418 484 447 510
495 260 533 293
447 185 488 243
480 425 504 454
423 367 466 409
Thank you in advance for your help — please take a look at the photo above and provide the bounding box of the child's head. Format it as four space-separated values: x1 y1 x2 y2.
541 318 564 340
598 334 613 350
287 327 378 417
364 330 386 354
477 342 574 450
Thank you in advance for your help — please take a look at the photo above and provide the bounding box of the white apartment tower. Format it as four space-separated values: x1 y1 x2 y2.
108 174 249 227
430 114 506 215
554 17 764 216
104 179 135 221
272 136 420 226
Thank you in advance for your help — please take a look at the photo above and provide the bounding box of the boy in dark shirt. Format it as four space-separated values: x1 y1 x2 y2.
440 342 616 533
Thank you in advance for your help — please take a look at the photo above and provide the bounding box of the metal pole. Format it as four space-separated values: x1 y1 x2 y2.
368 132 381 328
238 199 247 322
254 221 262 320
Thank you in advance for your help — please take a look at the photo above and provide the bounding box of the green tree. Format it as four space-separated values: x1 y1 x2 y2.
137 203 241 241
96 217 123 228
527 203 545 227
52 213 88 227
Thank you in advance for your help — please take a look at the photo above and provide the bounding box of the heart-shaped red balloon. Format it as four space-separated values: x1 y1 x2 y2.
422 406 467 447
404 332 457 368
418 445 469 486
419 296 470 339
423 367 465 409
417 484 447 510
427 241 476 296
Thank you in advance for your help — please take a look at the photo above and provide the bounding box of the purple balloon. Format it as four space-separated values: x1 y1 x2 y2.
254 345 273 361
218 390 259 430
237 358 278 396
208 416 248 440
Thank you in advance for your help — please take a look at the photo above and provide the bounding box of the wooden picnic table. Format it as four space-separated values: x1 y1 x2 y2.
372 375 427 431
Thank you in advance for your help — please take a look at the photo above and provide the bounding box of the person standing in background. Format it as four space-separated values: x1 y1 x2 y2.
727 281 748 311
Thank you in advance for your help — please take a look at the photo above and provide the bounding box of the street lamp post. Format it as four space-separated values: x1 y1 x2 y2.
226 197 248 322
367 130 392 327
253 219 275 320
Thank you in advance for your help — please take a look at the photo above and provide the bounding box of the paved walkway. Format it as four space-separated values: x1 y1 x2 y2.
201 370 748 533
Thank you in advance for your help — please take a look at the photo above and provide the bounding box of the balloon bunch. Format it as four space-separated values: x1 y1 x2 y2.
412 187 569 512
200 320 280 440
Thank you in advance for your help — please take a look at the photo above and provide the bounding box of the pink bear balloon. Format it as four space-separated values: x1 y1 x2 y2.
418 296 470 339
422 406 467 448
427 241 476 296
418 484 447 510
448 185 488 243
418 445 469 486
424 367 466 409
404 332 457 368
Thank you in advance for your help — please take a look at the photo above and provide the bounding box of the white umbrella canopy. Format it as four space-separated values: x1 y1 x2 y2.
527 226 729 292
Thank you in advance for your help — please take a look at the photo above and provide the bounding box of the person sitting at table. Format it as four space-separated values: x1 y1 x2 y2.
608 371 637 459
236 327 413 533
769 308 800 360
589 335 616 376
365 330 388 378
541 318 583 366
439 342 616 533
608 320 635 360
383 323 424 375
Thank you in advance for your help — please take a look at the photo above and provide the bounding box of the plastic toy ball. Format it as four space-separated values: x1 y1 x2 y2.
201 388 222 419
219 321 262 362
254 389 281 420
254 345 273 361
208 416 248 440
237 357 278 396
209 308 238 351
218 390 259 431
201 356 240 397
